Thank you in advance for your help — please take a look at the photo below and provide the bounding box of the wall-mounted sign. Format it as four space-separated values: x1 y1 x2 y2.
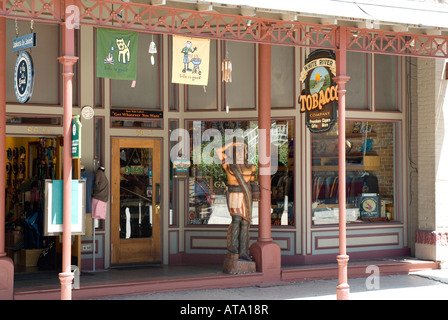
13 33 37 52
110 109 163 119
14 51 34 103
299 50 338 133
72 115 82 159
44 179 86 236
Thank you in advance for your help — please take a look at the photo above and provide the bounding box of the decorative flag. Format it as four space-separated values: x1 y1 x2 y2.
172 35 210 86
96 28 138 80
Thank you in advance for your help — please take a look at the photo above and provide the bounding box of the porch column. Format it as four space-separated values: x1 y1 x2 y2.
249 26 281 281
334 26 350 300
414 58 448 265
58 3 79 300
0 16 14 300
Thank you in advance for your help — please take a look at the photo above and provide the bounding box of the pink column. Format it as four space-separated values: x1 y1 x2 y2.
58 5 79 300
258 33 272 244
334 26 350 300
249 26 281 281
0 16 14 300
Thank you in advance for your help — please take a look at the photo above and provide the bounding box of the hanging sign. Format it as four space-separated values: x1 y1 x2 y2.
44 180 86 236
172 35 210 86
173 158 190 180
13 33 37 52
299 50 338 133
72 115 82 159
96 28 138 80
14 51 34 103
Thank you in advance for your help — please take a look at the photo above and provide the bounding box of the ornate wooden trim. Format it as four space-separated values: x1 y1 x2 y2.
1 0 448 59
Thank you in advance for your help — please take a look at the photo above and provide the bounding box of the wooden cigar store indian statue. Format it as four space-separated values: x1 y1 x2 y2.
217 141 259 274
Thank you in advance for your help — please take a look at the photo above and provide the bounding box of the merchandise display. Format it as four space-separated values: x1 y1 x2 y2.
311 121 395 225
186 119 295 226
4 137 61 269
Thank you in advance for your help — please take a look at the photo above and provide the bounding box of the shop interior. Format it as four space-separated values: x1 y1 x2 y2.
4 136 65 274
311 121 395 225
187 119 295 227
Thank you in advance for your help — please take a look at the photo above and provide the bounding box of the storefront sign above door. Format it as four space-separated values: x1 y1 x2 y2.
110 109 163 119
299 50 338 133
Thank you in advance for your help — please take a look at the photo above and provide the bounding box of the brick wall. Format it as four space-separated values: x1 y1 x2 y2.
417 58 436 231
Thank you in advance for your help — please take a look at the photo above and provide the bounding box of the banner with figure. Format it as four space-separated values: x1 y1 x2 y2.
172 35 210 86
96 28 138 80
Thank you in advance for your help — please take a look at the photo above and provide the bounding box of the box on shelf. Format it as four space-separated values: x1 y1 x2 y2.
360 193 379 218
312 206 360 225
20 249 43 267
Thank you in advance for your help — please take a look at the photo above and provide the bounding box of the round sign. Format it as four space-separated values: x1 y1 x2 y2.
14 51 34 103
362 199 377 213
81 106 94 120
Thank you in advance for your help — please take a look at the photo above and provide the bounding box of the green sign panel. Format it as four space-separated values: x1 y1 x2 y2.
72 115 82 159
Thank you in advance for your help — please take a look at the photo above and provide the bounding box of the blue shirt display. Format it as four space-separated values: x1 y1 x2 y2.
81 169 95 213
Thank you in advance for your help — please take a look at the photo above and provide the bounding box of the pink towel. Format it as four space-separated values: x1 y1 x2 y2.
92 198 107 220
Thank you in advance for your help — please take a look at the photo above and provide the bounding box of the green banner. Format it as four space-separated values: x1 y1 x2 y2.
96 28 138 80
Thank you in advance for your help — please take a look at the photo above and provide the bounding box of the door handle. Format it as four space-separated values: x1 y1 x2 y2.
155 183 161 206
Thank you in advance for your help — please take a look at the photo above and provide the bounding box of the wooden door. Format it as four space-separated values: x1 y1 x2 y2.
111 139 161 264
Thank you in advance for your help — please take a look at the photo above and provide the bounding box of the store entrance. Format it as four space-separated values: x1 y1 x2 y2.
111 138 162 264
5 136 63 272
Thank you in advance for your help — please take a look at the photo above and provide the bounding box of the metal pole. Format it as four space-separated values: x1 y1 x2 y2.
92 219 96 272
58 2 79 299
334 26 350 300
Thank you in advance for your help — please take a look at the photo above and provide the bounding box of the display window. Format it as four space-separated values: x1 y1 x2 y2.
185 119 294 226
311 120 396 225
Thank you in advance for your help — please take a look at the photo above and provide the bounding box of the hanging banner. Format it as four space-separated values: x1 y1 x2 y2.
96 28 138 80
172 35 210 86
299 50 338 133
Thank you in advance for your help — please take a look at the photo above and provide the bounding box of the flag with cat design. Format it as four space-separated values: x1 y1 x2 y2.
96 28 138 80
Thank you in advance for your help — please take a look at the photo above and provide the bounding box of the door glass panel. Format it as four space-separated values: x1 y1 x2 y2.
119 147 153 239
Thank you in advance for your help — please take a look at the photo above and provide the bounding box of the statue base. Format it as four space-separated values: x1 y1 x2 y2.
223 253 256 275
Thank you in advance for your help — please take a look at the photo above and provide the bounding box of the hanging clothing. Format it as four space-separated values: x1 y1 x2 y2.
81 169 95 213
92 168 109 202
92 198 107 220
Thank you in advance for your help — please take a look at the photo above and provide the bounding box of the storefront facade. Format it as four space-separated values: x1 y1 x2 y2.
1 0 448 300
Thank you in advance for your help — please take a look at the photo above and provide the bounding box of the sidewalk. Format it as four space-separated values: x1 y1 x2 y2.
98 269 448 300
